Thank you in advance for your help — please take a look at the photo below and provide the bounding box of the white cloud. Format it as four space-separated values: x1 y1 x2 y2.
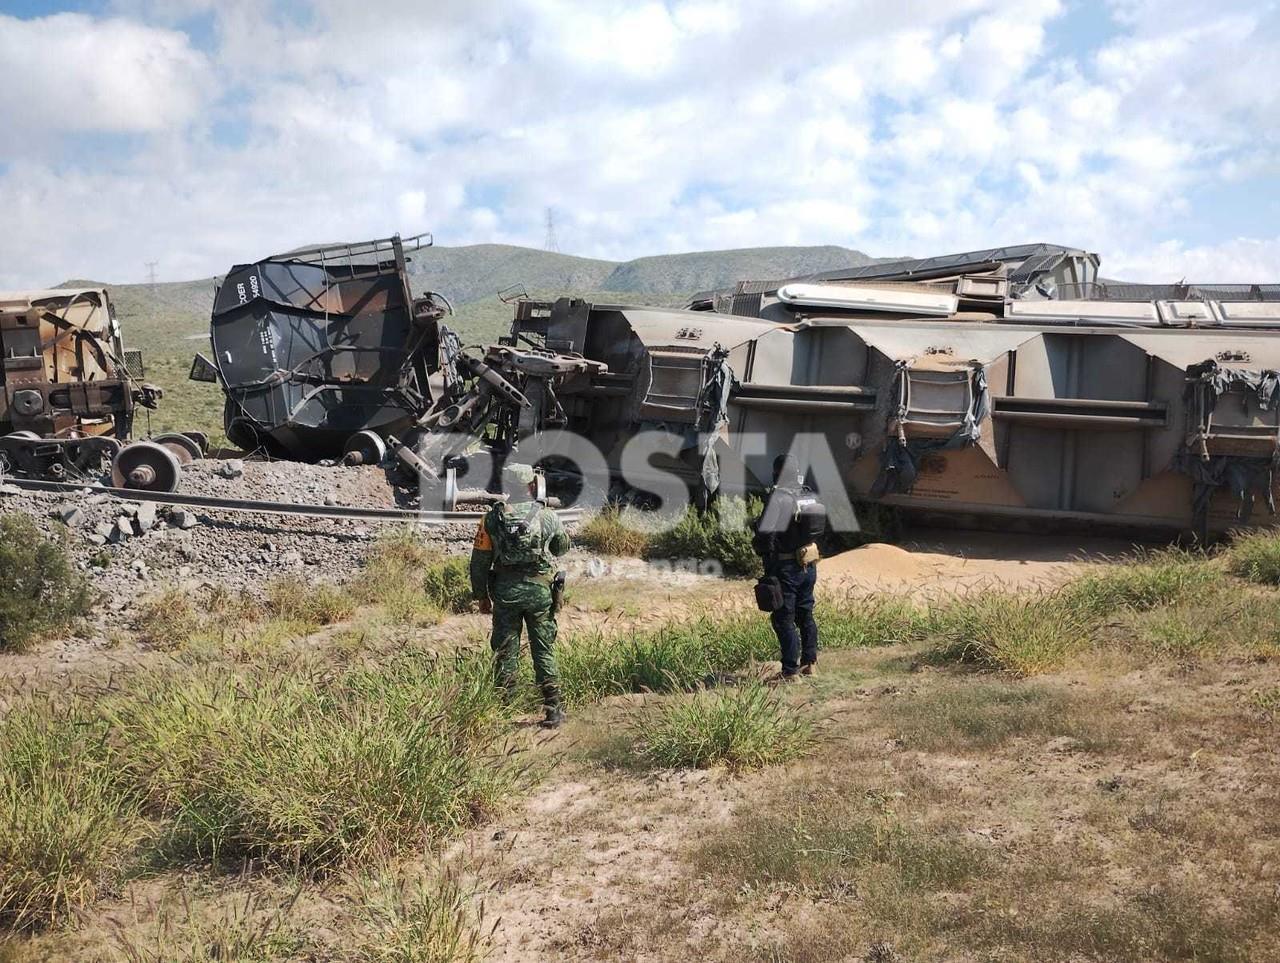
1109 238 1280 283
0 13 210 145
0 0 1276 288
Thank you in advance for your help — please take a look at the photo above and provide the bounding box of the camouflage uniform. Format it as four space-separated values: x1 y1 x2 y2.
470 491 570 716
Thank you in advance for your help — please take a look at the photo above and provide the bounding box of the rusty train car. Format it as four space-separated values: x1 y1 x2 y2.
0 287 194 489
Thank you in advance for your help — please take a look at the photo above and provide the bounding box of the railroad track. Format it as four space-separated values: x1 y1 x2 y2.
1 476 584 525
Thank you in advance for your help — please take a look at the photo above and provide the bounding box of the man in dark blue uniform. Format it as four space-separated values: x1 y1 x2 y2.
753 454 825 680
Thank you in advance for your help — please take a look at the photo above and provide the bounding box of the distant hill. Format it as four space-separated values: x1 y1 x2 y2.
60 242 882 356
599 245 881 294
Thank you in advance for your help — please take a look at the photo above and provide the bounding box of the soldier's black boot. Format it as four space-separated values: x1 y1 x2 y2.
541 704 564 728
539 685 564 729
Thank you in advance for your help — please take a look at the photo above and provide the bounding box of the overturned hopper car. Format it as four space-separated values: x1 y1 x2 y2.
193 234 451 459
411 243 1279 538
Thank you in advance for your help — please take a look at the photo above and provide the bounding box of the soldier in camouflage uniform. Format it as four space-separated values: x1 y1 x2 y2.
470 464 571 727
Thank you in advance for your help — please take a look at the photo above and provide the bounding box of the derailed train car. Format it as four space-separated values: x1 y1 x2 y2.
428 243 1280 537
0 287 194 490
193 234 452 460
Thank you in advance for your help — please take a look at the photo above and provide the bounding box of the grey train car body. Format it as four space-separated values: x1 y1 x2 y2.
504 244 1280 536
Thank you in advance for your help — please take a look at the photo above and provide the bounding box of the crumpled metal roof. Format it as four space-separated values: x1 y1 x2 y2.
688 242 1097 309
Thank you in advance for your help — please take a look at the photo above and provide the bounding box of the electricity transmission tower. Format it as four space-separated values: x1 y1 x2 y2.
144 261 159 290
543 208 559 253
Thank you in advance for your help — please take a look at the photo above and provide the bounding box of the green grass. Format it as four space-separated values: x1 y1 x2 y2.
556 615 776 704
0 517 92 653
926 592 1094 676
1247 687 1280 722
0 651 522 927
1224 529 1280 586
1057 548 1219 616
135 353 228 449
99 654 516 867
633 683 813 771
0 705 141 930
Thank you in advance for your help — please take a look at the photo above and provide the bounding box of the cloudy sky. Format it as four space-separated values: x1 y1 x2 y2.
0 0 1277 287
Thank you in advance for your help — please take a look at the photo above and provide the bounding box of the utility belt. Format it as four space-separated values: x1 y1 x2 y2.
492 568 568 615
774 543 820 567
493 567 555 585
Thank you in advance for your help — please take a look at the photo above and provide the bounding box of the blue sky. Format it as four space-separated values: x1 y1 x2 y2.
0 0 1277 286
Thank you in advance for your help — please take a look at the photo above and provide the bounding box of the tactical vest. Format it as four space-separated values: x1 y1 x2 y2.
780 488 827 552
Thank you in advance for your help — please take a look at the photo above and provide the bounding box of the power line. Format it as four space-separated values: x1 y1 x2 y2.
543 207 559 253
144 261 159 290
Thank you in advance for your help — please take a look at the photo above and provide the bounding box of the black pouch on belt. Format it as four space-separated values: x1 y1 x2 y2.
754 576 784 612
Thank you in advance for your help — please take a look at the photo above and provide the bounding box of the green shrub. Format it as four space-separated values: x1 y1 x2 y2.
575 505 653 557
420 557 473 615
646 497 762 577
353 870 488 963
0 705 139 929
0 516 91 652
1225 529 1280 586
1057 549 1218 616
634 683 813 771
356 533 470 624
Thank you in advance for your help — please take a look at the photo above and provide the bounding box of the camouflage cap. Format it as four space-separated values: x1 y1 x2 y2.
503 462 537 485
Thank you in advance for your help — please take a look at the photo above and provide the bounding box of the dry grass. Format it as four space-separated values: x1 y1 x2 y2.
353 532 474 626
574 505 653 557
694 776 987 904
113 891 304 963
884 681 1108 752
351 869 490 963
134 579 352 651
10 541 1280 958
